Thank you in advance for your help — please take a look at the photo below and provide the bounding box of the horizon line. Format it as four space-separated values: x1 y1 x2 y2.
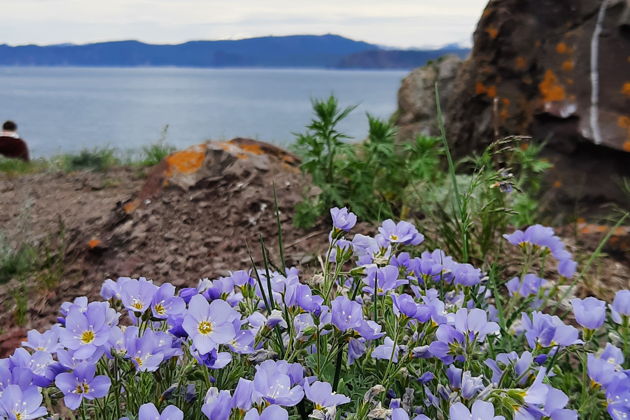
1 33 470 51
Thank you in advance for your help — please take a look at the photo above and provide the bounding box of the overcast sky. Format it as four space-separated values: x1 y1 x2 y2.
0 0 488 48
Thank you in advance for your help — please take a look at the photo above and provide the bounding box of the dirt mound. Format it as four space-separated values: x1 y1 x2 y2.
81 138 319 283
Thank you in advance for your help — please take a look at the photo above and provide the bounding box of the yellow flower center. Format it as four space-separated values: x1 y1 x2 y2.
134 357 144 367
14 413 24 420
75 382 90 394
389 234 399 241
131 299 144 311
80 330 95 344
198 321 213 335
154 303 166 315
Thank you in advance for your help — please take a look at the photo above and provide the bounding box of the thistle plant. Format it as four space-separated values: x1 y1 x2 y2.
1 207 629 420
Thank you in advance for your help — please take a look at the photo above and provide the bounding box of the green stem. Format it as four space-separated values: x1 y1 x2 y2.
435 83 468 262
332 338 346 392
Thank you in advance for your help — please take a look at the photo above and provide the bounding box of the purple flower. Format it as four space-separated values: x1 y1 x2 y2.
331 296 363 332
100 278 122 300
392 293 419 318
183 295 239 355
485 351 535 386
243 405 288 420
304 380 350 409
56 347 105 370
449 400 505 420
120 278 158 314
201 277 236 301
124 327 167 372
372 337 402 362
588 344 625 388
294 284 323 313
193 348 232 369
363 265 408 296
348 338 366 365
232 378 255 411
606 377 630 420
611 290 630 324
59 303 112 359
451 263 482 287
541 386 578 420
22 326 61 353
229 270 254 287
9 348 56 387
252 360 304 406
521 312 581 349
151 283 185 319
227 324 255 355
454 308 499 342
201 388 232 420
503 225 576 278
0 385 47 420
429 325 464 364
391 408 428 420
356 320 385 340
352 234 389 266
558 258 577 278
137 403 183 420
410 250 453 282
460 371 484 399
54 363 111 410
506 274 546 298
571 297 606 330
378 220 424 246
330 207 357 232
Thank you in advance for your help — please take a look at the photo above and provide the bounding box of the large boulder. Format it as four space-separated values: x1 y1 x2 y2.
395 54 463 140
398 0 630 206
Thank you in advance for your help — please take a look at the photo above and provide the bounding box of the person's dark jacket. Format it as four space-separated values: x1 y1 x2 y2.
0 136 30 161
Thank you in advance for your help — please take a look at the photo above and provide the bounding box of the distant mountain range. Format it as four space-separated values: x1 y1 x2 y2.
0 34 469 69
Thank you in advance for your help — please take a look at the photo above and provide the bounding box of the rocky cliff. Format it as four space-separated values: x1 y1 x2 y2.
396 0 630 207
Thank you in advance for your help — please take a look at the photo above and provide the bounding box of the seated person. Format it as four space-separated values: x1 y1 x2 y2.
0 121 30 161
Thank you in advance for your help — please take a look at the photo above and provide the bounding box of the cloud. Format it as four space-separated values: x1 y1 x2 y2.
0 0 487 48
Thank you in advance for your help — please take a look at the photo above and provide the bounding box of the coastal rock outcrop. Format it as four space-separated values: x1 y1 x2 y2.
395 55 463 140
397 0 630 206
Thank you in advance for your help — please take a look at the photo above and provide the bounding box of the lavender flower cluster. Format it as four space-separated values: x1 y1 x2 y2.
1 207 629 420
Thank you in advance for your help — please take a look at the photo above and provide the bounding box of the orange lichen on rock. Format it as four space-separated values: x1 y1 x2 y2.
165 149 206 176
561 60 575 71
123 199 140 214
555 42 568 54
87 239 102 249
539 69 566 102
485 27 499 39
578 222 630 237
236 143 265 156
622 82 630 97
475 82 497 98
619 116 630 151
515 57 526 70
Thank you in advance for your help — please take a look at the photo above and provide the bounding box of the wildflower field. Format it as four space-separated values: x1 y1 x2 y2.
1 96 628 420
1 204 629 420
